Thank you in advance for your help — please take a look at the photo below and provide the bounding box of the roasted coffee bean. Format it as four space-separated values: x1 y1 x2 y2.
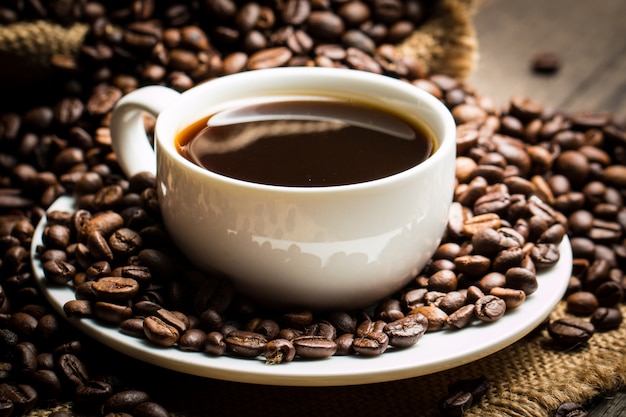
9 311 38 339
154 309 188 334
13 342 37 377
554 402 588 417
117 265 152 285
566 291 599 315
63 299 93 318
492 246 524 272
143 316 180 347
0 383 38 415
590 307 623 331
490 287 526 309
334 333 355 356
281 310 314 329
438 291 467 314
448 375 490 403
225 330 267 357
85 261 112 281
303 321 336 340
120 318 146 338
204 331 227 356
410 305 448 332
246 318 281 340
92 277 140 302
247 46 292 69
505 267 538 295
78 212 124 243
263 338 296 364
133 401 172 417
57 353 89 387
438 390 473 417
594 281 624 307
375 298 404 322
43 259 77 285
474 295 506 323
427 269 459 292
548 317 595 347
42 224 71 249
531 51 561 74
103 390 151 414
292 335 338 358
383 313 427 348
471 228 504 257
477 272 507 294
352 330 389 356
32 369 63 400
75 379 114 407
529 242 560 269
0 397 14 417
108 228 142 257
453 255 490 278
306 11 345 41
446 304 476 330
93 301 133 324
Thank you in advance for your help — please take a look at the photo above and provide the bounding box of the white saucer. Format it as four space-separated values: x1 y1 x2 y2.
31 195 572 387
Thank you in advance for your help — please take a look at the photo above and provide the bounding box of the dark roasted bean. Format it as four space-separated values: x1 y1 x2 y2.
93 301 133 324
474 295 506 323
410 305 448 332
133 401 172 417
103 390 151 415
225 330 267 357
0 383 38 415
292 335 338 358
204 331 227 356
92 277 140 302
383 313 427 348
75 379 114 408
446 304 476 330
589 307 623 331
352 331 389 356
438 390 473 417
548 317 595 347
554 402 588 417
57 353 89 387
143 316 180 347
263 339 296 364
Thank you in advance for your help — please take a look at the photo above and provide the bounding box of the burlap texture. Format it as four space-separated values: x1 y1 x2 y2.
0 20 88 86
24 302 626 417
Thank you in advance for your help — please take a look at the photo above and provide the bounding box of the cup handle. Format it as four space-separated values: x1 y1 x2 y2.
110 86 182 178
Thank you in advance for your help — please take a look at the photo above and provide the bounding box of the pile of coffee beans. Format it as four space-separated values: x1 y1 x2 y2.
1 0 435 94
1 1 625 416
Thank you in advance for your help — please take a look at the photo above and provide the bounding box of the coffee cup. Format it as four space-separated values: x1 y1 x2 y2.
110 67 456 310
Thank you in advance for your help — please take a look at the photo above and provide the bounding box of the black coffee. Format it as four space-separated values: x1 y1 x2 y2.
176 96 435 187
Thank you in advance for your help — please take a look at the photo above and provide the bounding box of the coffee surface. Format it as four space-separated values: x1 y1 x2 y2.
176 97 434 187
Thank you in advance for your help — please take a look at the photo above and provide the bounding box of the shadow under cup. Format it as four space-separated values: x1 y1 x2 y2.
153 67 457 310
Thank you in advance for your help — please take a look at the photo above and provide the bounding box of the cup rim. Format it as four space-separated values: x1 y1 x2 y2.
156 67 457 194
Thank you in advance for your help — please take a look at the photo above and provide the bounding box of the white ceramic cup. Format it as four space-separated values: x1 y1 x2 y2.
110 67 456 310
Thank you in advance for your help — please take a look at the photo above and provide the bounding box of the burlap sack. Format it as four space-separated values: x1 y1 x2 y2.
0 0 478 87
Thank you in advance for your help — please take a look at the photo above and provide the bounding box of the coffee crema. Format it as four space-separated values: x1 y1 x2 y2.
176 96 435 187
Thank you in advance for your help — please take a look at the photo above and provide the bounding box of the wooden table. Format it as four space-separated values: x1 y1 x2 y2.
468 0 626 120
469 0 626 415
